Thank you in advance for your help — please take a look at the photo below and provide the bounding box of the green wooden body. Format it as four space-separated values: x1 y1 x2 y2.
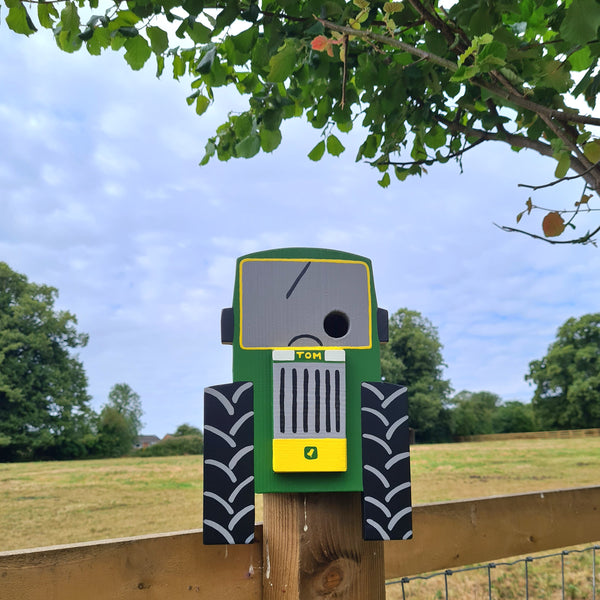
228 248 383 494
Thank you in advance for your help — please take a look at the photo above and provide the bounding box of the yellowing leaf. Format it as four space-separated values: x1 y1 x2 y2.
583 140 600 164
575 194 592 207
311 35 329 52
526 197 533 214
383 2 404 13
311 35 341 58
542 212 565 238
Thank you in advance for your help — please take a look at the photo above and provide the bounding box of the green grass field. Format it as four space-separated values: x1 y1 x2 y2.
1 438 599 553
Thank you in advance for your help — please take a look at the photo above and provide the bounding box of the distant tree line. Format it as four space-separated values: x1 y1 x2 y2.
382 309 600 442
0 263 208 461
1 263 598 459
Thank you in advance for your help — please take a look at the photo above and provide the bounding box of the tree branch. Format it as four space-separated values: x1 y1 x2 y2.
518 163 600 192
371 137 486 168
436 117 556 158
436 117 600 193
494 223 600 245
316 18 600 129
405 0 470 53
316 17 458 71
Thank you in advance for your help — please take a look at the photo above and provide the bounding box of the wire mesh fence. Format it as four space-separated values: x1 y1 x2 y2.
386 544 599 600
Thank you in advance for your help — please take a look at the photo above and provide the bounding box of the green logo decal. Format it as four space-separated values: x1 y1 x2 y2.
304 446 318 460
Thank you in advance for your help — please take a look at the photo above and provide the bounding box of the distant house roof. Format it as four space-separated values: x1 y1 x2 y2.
134 435 161 448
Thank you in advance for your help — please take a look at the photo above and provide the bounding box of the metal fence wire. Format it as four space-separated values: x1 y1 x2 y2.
387 545 599 600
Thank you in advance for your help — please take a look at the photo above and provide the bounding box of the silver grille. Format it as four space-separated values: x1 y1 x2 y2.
273 362 346 439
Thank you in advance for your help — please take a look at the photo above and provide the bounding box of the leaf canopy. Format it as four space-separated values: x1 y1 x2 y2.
3 0 600 243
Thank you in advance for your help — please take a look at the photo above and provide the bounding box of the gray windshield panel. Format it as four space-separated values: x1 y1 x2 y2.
241 260 371 348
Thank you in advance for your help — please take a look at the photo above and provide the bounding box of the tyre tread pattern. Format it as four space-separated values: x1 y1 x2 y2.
203 381 254 545
361 381 412 541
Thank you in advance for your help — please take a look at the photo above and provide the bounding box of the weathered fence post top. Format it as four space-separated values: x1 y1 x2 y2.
203 248 412 547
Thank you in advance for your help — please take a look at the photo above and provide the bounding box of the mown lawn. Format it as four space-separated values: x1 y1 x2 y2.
1 437 599 553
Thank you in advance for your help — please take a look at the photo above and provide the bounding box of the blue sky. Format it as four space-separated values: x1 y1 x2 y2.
1 26 599 437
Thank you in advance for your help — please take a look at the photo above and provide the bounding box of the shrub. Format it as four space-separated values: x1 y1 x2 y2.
134 434 203 457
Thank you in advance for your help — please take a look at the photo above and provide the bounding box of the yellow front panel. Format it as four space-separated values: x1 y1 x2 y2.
272 438 347 473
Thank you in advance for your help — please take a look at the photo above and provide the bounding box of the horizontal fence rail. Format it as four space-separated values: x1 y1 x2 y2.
1 486 599 600
457 428 600 443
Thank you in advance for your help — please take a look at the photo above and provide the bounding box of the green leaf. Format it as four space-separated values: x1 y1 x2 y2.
118 26 139 39
233 113 253 139
378 172 391 188
554 153 571 179
337 120 353 133
173 54 186 79
267 40 298 83
308 140 325 161
326 134 345 156
156 54 165 77
458 33 492 66
569 46 593 72
560 0 600 44
231 26 257 54
60 1 80 33
477 41 507 71
108 9 139 30
124 36 152 70
38 1 58 29
188 21 211 44
200 139 216 166
583 140 600 164
424 126 446 150
182 0 204 17
214 0 239 34
260 128 282 153
147 26 169 54
235 134 260 158
424 31 447 57
86 26 110 55
262 109 282 131
251 38 270 73
195 95 210 116
196 45 216 74
6 0 37 36
357 134 380 160
78 27 94 42
537 60 573 93
450 64 479 82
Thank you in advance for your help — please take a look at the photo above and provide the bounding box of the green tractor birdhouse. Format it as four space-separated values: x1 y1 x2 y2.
203 248 412 544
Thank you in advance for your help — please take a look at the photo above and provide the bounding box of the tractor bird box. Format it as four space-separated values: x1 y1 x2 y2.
203 248 412 544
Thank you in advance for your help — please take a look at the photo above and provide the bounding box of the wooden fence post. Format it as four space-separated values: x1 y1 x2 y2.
262 492 385 599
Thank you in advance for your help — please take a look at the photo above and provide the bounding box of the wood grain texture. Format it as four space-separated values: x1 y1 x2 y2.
384 485 600 579
2 486 599 599
262 492 385 600
0 529 262 600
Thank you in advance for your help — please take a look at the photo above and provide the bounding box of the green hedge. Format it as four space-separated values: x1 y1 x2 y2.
134 434 203 457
